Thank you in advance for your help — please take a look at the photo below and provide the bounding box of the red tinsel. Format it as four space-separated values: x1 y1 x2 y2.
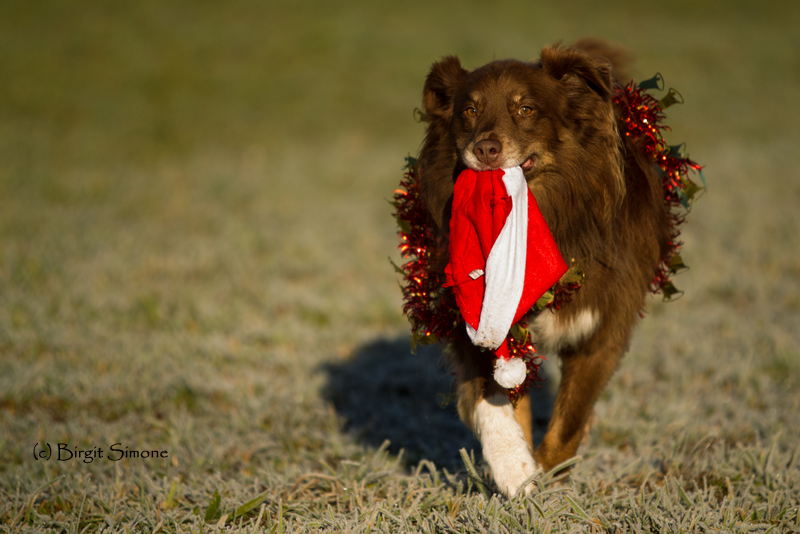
393 75 704 402
613 78 705 299
391 165 457 347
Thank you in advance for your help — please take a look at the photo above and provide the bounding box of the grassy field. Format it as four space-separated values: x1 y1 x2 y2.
1 0 799 531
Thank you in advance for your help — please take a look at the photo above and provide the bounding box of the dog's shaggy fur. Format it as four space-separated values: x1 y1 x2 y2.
416 40 672 496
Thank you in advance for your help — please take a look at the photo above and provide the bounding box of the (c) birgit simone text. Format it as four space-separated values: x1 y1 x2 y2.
33 442 169 463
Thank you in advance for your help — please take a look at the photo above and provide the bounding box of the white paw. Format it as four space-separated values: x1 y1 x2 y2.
486 444 542 497
474 394 543 497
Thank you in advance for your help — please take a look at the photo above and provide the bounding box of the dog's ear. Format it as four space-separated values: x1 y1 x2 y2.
540 44 614 99
423 56 468 119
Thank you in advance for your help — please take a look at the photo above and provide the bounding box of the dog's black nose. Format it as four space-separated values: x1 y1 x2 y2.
473 139 503 165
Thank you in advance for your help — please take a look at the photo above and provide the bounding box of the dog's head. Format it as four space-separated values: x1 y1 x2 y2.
420 44 625 231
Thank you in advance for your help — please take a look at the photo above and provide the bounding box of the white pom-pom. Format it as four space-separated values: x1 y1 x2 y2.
493 357 527 389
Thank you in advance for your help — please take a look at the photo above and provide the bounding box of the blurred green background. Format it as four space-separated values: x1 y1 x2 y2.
2 0 797 345
1 0 799 529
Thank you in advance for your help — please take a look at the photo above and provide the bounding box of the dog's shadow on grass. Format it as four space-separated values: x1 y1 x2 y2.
323 336 556 472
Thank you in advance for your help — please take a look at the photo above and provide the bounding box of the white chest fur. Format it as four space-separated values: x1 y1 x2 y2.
529 308 600 354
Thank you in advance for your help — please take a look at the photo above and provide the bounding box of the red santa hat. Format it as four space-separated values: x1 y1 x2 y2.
445 166 567 388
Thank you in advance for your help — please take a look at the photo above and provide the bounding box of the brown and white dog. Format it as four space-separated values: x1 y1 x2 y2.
416 40 672 496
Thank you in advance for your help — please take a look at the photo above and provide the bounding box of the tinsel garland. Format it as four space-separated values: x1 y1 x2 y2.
391 161 580 402
613 73 705 300
392 73 703 403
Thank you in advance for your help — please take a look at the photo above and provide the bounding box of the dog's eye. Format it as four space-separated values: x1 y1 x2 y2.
464 107 478 118
518 106 534 116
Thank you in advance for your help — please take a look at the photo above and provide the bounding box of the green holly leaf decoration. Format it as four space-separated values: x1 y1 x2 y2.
669 253 688 275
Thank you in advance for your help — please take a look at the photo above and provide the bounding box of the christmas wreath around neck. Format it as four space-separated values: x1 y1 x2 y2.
392 74 705 404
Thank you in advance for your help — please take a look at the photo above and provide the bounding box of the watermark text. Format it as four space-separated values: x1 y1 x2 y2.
34 443 169 463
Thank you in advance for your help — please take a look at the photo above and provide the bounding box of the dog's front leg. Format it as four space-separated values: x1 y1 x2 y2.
475 392 541 497
456 370 541 497
534 325 626 472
